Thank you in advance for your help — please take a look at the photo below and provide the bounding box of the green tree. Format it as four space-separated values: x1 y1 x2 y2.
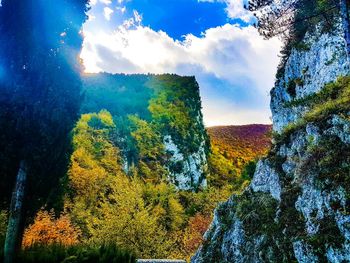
0 1 89 261
128 115 168 183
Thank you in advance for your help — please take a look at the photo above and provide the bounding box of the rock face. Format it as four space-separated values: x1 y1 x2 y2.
192 13 350 263
82 74 209 191
271 21 350 132
164 135 207 190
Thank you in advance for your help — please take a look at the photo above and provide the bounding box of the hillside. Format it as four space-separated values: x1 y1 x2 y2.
207 125 272 170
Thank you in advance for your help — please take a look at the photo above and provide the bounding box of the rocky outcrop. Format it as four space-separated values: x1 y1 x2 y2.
271 21 350 132
82 73 209 191
164 135 207 190
192 8 350 263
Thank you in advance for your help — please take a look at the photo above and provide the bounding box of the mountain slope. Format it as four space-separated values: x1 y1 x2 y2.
207 125 272 170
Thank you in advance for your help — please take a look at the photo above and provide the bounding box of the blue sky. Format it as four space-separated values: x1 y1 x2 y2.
81 0 281 126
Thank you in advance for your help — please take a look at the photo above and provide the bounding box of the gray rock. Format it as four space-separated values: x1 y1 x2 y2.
192 11 350 263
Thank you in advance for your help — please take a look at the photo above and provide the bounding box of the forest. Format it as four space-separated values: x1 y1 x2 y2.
0 68 271 261
0 0 270 259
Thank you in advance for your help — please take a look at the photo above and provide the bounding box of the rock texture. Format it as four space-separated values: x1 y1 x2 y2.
192 12 350 263
271 21 350 132
164 135 207 190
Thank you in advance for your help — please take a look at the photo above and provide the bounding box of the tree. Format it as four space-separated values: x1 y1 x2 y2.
249 0 298 40
128 115 168 183
182 213 212 256
22 210 81 248
249 0 350 48
0 0 89 262
249 0 350 70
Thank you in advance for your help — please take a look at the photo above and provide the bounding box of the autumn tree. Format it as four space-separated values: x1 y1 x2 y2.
22 210 81 248
182 213 212 257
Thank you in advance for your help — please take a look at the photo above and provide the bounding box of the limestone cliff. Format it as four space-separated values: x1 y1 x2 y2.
82 73 209 191
192 8 350 263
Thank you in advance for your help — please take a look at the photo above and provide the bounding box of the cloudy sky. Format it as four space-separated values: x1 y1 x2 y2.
81 0 281 127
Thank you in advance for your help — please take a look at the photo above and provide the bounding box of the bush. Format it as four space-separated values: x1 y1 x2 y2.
15 243 136 263
241 160 257 181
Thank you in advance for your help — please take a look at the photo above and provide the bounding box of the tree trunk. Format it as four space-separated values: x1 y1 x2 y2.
4 160 28 263
340 0 350 54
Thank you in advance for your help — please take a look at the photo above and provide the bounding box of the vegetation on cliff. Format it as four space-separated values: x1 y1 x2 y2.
0 101 272 261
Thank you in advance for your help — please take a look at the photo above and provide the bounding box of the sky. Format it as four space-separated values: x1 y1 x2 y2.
81 0 282 127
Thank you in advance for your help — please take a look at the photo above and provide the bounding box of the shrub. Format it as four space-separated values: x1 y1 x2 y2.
241 160 257 181
287 80 297 97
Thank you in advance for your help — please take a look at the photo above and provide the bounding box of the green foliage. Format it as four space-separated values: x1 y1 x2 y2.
305 135 350 192
241 160 257 181
86 176 174 258
127 115 168 182
307 216 345 261
207 146 238 189
207 125 271 171
235 192 278 237
294 41 311 51
276 183 305 260
287 78 304 97
15 243 135 263
287 80 297 97
274 0 339 78
180 186 236 219
129 115 164 161
42 74 275 260
67 111 185 258
142 182 185 231
207 125 271 191
292 0 337 43
148 75 209 155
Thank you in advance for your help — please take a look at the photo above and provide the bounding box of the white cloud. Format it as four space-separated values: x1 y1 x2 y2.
82 23 280 88
103 7 114 21
81 12 281 125
224 0 254 22
133 10 142 24
199 0 254 22
89 0 98 6
100 0 112 5
116 6 127 14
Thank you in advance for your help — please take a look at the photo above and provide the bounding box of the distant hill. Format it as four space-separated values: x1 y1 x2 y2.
207 124 272 170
